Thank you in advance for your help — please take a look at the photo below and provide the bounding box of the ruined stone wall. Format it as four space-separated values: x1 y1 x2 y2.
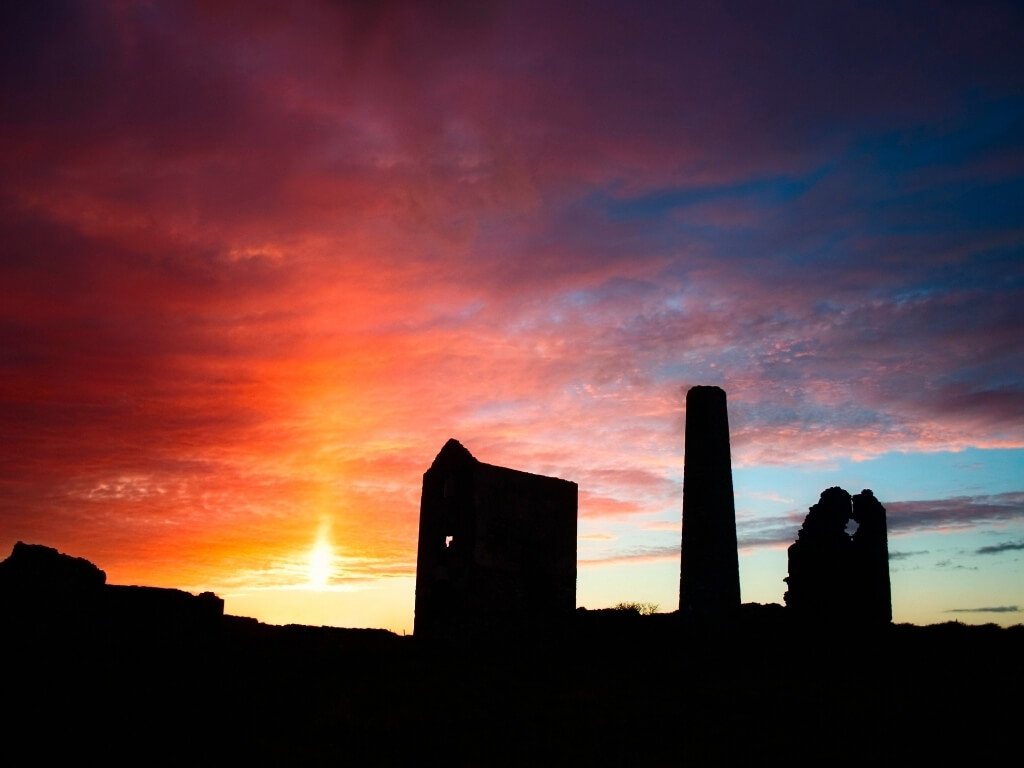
784 488 891 626
414 439 577 641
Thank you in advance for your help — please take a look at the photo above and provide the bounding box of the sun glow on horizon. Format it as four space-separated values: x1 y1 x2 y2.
309 534 333 589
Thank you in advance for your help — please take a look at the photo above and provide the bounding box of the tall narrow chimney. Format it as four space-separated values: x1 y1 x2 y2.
679 385 740 623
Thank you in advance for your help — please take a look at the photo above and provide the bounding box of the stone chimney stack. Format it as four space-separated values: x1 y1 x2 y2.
679 385 740 623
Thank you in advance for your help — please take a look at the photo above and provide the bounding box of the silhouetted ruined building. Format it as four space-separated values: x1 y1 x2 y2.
679 385 741 623
414 439 577 641
784 488 892 626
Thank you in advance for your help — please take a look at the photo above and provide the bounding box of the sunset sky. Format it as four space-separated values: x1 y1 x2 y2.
2 1 1023 632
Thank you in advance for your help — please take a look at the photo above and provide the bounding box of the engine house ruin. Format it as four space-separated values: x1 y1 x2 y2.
413 439 578 641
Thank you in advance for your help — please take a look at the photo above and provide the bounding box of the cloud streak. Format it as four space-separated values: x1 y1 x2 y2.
889 550 929 561
975 541 1024 555
887 493 1024 533
945 606 1020 614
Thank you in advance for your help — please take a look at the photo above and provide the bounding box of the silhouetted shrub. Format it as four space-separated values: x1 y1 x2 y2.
612 601 659 615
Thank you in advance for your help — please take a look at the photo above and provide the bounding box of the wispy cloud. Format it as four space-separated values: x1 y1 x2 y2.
887 493 1024 533
579 533 616 542
936 560 978 571
975 540 1024 555
579 544 680 567
889 550 929 561
945 606 1020 614
748 491 795 505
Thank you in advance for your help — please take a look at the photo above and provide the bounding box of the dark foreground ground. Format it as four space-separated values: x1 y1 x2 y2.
4 606 1022 765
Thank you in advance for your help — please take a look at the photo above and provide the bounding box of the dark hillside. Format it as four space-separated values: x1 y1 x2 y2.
3 544 1020 764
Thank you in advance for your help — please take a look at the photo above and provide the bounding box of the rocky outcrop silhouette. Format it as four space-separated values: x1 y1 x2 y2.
0 541 107 625
0 541 223 637
0 540 106 589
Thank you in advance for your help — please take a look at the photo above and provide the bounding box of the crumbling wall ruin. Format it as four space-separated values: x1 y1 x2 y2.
784 487 892 626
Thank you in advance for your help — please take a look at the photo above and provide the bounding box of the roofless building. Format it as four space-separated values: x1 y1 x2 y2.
414 439 577 641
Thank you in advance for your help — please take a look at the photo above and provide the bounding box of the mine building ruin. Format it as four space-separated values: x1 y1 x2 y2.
413 439 578 641
784 487 892 626
679 385 741 623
